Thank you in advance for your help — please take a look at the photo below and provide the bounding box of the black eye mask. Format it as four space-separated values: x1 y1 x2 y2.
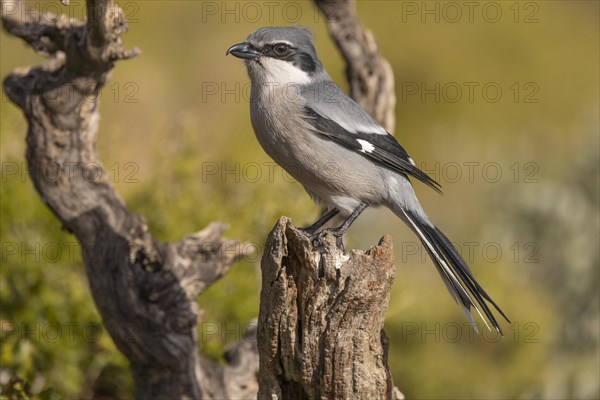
261 43 317 74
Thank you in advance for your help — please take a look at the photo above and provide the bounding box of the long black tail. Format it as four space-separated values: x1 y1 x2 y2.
400 208 510 335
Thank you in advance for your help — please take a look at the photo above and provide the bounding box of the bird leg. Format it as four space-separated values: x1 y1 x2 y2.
312 203 369 250
299 207 340 234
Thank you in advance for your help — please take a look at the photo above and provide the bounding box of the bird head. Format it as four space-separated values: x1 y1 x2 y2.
227 27 325 86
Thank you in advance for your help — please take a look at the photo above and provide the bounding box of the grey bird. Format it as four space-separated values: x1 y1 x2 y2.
227 27 509 334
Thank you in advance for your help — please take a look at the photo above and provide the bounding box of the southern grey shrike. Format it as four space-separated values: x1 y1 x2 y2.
227 27 508 334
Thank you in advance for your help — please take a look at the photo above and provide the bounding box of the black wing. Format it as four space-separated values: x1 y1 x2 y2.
303 106 442 193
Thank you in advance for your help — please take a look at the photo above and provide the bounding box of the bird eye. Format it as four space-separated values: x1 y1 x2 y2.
273 43 291 56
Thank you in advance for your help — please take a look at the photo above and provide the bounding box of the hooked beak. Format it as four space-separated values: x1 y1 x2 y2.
226 42 261 60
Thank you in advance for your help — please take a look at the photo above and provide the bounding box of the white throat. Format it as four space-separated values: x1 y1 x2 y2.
257 58 312 86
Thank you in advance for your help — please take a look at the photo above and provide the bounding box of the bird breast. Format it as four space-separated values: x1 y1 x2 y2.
248 83 388 207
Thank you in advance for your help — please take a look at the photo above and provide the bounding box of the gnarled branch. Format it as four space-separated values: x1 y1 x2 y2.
1 0 258 398
315 0 397 133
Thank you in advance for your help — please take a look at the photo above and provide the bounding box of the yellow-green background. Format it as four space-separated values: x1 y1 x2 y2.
1 1 598 399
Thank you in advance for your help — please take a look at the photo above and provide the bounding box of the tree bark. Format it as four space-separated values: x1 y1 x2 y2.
1 1 258 398
257 219 401 399
256 1 403 398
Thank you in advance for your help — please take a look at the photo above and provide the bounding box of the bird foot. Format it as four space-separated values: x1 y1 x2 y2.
303 228 346 251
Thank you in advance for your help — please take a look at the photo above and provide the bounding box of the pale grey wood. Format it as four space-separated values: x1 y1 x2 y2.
257 218 401 399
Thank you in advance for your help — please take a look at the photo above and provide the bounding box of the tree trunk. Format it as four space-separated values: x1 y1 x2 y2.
257 218 402 399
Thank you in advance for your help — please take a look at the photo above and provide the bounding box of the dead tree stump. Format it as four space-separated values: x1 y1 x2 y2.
257 218 402 400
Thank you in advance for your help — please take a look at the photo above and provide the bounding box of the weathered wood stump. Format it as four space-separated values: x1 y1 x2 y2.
257 217 402 399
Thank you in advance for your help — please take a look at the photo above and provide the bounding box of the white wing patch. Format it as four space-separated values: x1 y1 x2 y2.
356 139 375 153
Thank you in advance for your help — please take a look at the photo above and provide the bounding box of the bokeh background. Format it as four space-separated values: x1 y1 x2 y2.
1 1 598 399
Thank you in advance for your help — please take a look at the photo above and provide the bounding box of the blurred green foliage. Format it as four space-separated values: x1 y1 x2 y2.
1 1 598 399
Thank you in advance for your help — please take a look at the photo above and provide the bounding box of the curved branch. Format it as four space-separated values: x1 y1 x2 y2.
315 0 397 133
1 0 257 398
